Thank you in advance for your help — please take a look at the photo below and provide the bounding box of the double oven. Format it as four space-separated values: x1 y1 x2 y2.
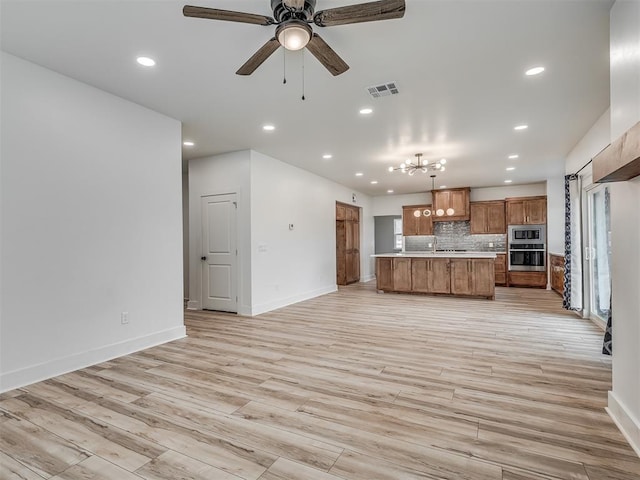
508 225 546 272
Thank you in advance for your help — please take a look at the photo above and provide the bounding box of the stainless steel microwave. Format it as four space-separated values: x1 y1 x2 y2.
509 224 545 243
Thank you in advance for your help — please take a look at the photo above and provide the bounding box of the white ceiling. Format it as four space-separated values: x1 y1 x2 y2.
1 0 613 196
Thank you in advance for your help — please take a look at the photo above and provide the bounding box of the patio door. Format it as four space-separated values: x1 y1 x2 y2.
585 184 611 323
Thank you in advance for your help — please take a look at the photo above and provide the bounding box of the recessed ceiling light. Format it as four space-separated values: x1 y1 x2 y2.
136 56 156 67
506 167 515 171
263 124 275 131
525 66 545 76
359 108 373 115
370 180 378 184
387 189 394 194
183 141 195 147
322 154 332 159
439 185 447 189
514 125 528 131
504 179 513 183
355 172 364 177
508 154 519 159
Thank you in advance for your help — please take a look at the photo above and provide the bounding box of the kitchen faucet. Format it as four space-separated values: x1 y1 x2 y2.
432 236 437 253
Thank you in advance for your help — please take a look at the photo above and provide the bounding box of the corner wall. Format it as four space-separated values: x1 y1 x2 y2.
0 53 185 392
607 0 640 456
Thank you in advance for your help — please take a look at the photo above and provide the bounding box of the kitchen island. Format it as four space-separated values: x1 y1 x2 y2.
373 252 497 300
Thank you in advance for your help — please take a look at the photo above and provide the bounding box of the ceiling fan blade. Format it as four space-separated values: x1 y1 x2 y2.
236 38 281 75
183 5 274 26
313 0 405 27
306 34 349 76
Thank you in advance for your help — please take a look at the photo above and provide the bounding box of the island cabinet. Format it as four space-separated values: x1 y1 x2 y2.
432 187 470 221
505 196 547 225
470 201 506 234
411 258 451 294
494 253 507 286
450 258 495 298
375 254 495 299
392 257 412 292
402 205 433 236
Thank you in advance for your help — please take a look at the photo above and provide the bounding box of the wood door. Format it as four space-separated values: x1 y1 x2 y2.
347 208 360 283
494 253 507 286
402 206 420 236
430 258 451 293
376 258 393 291
525 198 547 224
336 202 360 285
506 200 526 225
201 193 238 313
417 206 434 235
450 259 472 295
486 201 506 233
411 258 429 292
393 258 412 291
471 259 495 297
470 203 488 233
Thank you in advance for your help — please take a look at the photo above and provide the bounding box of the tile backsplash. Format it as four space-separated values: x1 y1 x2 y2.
404 221 506 252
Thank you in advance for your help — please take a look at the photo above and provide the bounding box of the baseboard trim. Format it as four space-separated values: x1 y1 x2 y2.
0 326 186 393
250 285 337 316
607 390 640 457
361 274 375 283
186 300 200 310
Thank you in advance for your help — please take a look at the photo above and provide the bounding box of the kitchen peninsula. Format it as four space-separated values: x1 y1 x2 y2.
373 252 497 300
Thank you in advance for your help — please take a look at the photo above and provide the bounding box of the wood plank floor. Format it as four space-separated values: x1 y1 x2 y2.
2 283 639 480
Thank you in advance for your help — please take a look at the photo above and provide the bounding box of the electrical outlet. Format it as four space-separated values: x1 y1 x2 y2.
121 312 129 324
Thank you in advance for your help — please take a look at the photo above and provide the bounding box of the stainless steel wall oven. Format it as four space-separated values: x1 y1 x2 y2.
508 225 546 272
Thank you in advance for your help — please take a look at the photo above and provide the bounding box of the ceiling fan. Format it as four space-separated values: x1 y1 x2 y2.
183 0 406 76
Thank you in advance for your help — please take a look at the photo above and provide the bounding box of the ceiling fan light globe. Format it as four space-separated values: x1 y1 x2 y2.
388 166 394 172
277 22 312 51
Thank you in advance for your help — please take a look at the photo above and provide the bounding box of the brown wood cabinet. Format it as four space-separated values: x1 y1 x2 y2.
505 196 547 225
470 201 506 234
411 258 451 294
375 258 393 291
550 254 565 296
392 258 412 292
432 187 471 221
402 205 433 236
508 271 547 288
450 258 495 298
494 253 506 286
336 202 360 285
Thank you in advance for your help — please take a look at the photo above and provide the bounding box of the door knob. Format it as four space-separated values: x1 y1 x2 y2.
201 256 207 261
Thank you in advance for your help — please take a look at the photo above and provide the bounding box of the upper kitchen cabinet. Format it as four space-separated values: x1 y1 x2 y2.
432 187 470 221
505 196 547 225
470 200 506 234
402 205 433 236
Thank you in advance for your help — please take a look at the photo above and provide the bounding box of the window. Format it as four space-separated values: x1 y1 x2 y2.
394 218 403 250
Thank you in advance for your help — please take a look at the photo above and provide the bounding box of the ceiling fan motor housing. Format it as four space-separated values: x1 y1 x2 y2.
271 0 316 23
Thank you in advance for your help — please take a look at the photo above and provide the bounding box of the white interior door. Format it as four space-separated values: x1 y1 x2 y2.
201 194 237 313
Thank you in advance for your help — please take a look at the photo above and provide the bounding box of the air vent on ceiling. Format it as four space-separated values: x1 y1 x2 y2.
366 82 399 99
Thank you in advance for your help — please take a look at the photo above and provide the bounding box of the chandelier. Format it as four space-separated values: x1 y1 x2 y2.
388 153 447 176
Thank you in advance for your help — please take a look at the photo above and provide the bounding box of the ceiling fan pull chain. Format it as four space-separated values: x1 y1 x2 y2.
283 47 287 84
301 51 305 101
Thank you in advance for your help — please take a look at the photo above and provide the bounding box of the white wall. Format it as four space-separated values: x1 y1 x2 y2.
607 0 640 456
182 173 189 301
188 150 252 314
0 53 185 392
545 176 566 255
188 150 373 317
250 151 374 315
565 110 611 177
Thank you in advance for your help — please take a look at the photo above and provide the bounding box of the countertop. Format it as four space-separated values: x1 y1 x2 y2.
372 252 498 259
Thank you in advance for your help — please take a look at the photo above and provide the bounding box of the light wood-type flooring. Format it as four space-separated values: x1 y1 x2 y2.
2 283 639 479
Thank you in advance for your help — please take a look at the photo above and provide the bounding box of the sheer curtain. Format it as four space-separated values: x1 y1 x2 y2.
563 174 583 311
